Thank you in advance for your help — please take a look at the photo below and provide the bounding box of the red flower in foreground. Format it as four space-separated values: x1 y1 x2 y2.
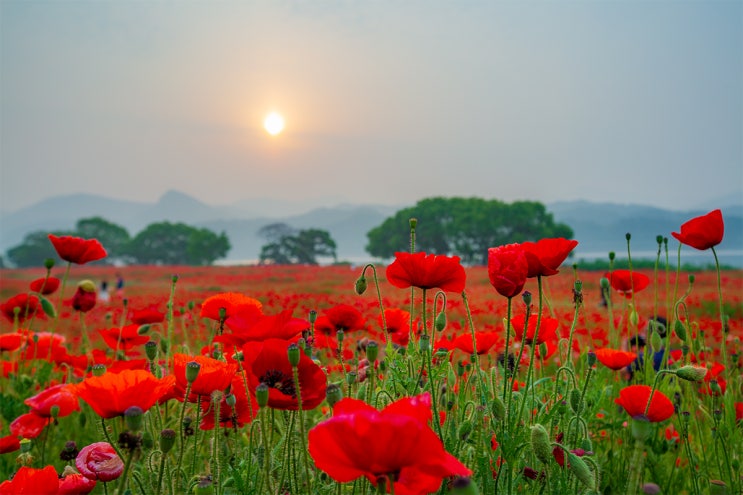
58 471 97 495
29 277 61 295
173 353 237 400
242 338 327 410
0 333 23 352
309 393 471 495
386 252 466 293
75 370 175 419
615 385 674 422
0 465 59 495
451 331 501 355
48 234 107 265
594 348 637 371
76 442 123 482
487 244 529 298
606 270 650 298
510 314 560 346
314 304 366 334
672 209 724 251
0 434 20 454
521 238 578 278
1 294 42 323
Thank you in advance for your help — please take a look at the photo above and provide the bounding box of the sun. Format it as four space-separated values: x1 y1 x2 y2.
263 112 285 136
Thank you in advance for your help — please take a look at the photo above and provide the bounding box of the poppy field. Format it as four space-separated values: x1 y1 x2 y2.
0 210 741 495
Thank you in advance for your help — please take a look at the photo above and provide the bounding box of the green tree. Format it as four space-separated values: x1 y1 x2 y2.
75 217 131 264
258 223 337 265
5 230 73 268
366 197 574 265
127 222 230 265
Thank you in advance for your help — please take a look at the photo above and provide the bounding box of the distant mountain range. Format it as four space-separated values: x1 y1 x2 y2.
1 190 741 266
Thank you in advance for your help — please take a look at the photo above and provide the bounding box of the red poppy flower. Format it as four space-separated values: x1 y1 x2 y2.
200 292 263 321
386 252 466 292
222 309 308 345
172 353 237 400
0 333 23 352
71 280 97 312
314 304 366 334
1 294 42 323
487 245 529 298
76 442 124 482
615 385 674 422
48 234 107 265
671 209 724 250
29 277 61 295
379 308 414 347
521 238 578 278
510 314 560 346
58 471 97 495
309 394 470 494
0 465 59 495
75 370 175 419
98 325 150 352
242 338 327 410
605 270 650 298
25 383 79 417
594 348 637 371
129 305 165 325
0 434 20 454
451 331 501 355
10 412 49 439
199 375 258 430
20 332 66 362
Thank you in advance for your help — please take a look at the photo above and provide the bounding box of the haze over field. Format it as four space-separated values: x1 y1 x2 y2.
1 1 741 216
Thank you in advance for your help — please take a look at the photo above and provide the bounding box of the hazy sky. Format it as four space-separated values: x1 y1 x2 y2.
1 1 741 213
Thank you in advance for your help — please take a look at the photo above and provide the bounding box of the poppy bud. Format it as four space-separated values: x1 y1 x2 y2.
675 365 707 382
44 258 55 269
419 334 430 353
688 274 695 285
449 476 480 495
600 277 610 290
125 406 144 432
569 389 582 414
326 383 343 408
567 452 595 489
491 397 506 421
674 320 687 341
287 344 300 367
539 342 548 357
609 252 616 261
458 421 473 441
409 218 417 229
581 437 593 452
354 276 367 295
629 308 639 327
587 351 597 367
656 235 664 245
522 291 532 307
447 364 456 388
256 383 269 408
225 393 237 407
361 343 377 364
650 331 662 352
137 324 152 335
72 280 97 312
39 296 56 318
625 232 631 241
530 424 551 464
435 311 447 332
92 364 107 377
145 341 158 361
186 361 201 383
308 310 317 324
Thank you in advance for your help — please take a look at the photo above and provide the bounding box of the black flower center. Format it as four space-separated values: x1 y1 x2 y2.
259 369 296 397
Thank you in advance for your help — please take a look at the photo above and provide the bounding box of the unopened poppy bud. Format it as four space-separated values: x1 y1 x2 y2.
530 424 551 464
435 311 447 332
567 452 595 489
354 276 367 295
137 324 151 335
366 341 379 362
50 405 60 419
457 360 466 377
409 218 417 229
145 341 158 361
490 397 506 421
449 476 480 495
581 437 593 452
224 393 237 407
629 308 639 327
710 379 722 395
674 320 687 341
569 389 582 414
522 291 532 307
187 300 195 310
419 334 430 352
256 383 269 408
688 274 695 285
92 364 107 377
539 342 548 357
625 232 631 241
600 277 610 290
608 251 616 261
458 420 473 441
587 351 597 367
326 383 343 407
650 331 662 352
447 364 456 388
656 235 664 245
346 371 357 386
336 329 344 345
287 343 300 367
308 310 317 324
186 361 201 383
44 258 55 269
675 365 707 382
171 274 179 284
124 406 144 432
709 480 729 495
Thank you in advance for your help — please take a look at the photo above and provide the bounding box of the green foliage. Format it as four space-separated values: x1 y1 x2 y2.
365 197 574 264
5 230 72 268
75 217 131 264
258 223 337 265
127 221 230 265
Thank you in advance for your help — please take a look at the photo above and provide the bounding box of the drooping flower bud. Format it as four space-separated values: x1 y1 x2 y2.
354 276 367 295
650 331 662 352
675 365 707 382
569 389 582 414
434 311 447 332
457 421 473 441
674 320 687 341
567 452 595 489
530 424 551 464
490 396 506 422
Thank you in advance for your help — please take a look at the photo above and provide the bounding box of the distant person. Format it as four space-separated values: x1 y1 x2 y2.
116 274 125 298
99 280 110 304
624 316 668 381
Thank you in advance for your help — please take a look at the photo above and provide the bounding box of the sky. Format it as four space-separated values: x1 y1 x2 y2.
1 0 741 214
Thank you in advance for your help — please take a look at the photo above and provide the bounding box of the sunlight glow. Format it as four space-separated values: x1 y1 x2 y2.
263 112 285 136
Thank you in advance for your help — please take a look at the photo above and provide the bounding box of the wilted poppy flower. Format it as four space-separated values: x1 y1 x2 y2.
76 442 123 482
386 251 466 292
521 238 578 278
0 465 59 494
510 314 560 346
75 370 175 419
242 338 327 410
29 277 61 295
605 270 650 298
128 305 165 325
1 294 42 323
72 280 97 312
48 234 107 265
672 209 724 250
594 348 637 371
314 304 366 334
200 292 263 321
309 393 471 494
615 385 674 422
57 470 97 495
487 245 529 298
173 353 237 400
98 325 149 352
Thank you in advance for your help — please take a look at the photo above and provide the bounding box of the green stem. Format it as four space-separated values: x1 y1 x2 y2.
116 447 135 495
461 291 487 407
711 247 728 372
292 365 313 492
174 382 192 485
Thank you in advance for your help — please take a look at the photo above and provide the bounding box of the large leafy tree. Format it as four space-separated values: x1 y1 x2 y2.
127 222 230 265
258 223 337 265
366 197 574 265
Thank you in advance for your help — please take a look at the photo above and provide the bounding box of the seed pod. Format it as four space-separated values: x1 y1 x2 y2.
491 396 506 422
675 365 707 382
567 452 595 489
530 424 551 464
569 389 582 414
